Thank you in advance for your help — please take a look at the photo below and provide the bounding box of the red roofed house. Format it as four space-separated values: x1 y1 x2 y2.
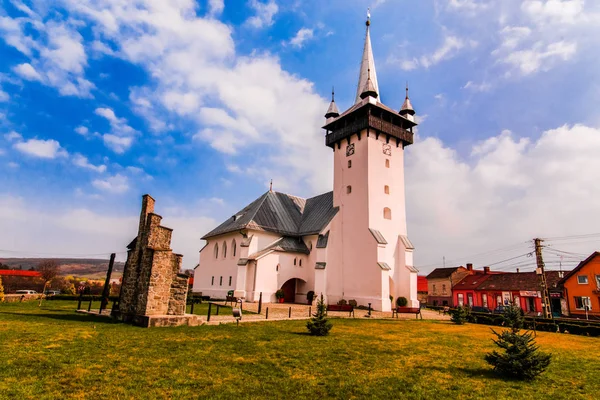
559 252 600 318
0 269 43 293
417 276 427 304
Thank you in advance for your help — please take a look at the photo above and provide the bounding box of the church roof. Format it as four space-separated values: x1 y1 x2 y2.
202 190 338 240
248 236 310 260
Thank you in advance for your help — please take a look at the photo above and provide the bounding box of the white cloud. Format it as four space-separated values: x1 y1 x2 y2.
522 0 585 24
73 153 106 173
501 40 577 75
246 0 279 29
395 35 475 70
103 134 133 154
208 0 225 17
74 125 89 136
0 11 93 97
289 28 314 48
4 131 22 141
13 138 67 159
0 87 8 102
406 124 600 270
13 63 43 81
463 80 492 92
94 107 137 153
7 161 19 168
92 173 129 193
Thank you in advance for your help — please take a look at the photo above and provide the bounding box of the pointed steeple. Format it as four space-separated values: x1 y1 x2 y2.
355 9 379 104
325 87 340 119
360 68 378 100
400 83 415 119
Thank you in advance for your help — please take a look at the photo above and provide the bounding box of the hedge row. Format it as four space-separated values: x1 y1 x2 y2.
469 312 600 337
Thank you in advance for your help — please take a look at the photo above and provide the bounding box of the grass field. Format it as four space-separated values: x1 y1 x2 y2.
1 301 598 399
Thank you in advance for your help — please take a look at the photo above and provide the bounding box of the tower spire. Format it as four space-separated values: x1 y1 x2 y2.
355 9 379 104
400 82 415 120
325 86 340 120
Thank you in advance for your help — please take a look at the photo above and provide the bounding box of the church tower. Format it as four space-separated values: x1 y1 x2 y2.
322 13 418 311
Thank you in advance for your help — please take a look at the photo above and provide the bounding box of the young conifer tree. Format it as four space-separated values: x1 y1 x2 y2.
306 293 332 336
485 304 551 380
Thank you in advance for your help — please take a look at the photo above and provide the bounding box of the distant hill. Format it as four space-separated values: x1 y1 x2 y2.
0 258 125 279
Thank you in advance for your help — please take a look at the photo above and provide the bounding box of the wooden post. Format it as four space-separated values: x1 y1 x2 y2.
190 301 195 315
87 298 92 312
258 292 262 314
77 293 83 310
265 307 269 319
289 307 292 318
216 305 220 315
309 307 311 317
207 302 212 322
99 253 116 314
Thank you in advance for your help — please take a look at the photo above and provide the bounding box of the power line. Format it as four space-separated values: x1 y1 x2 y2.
542 233 600 241
415 241 531 269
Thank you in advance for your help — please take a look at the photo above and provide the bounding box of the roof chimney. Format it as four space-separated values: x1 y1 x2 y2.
466 263 473 272
483 266 490 274
516 268 520 273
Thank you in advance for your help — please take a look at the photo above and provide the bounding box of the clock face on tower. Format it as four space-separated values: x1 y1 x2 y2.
346 144 355 156
382 144 392 156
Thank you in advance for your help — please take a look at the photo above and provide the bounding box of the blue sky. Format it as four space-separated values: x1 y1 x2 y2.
2 0 600 273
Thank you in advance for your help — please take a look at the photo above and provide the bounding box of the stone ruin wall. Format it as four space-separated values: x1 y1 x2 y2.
117 194 189 319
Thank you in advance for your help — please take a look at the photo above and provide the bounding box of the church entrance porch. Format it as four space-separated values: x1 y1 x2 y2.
280 278 303 303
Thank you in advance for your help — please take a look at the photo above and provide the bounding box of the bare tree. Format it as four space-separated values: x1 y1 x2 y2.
37 260 59 306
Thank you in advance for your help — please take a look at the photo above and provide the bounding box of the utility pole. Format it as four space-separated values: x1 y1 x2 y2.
534 238 552 319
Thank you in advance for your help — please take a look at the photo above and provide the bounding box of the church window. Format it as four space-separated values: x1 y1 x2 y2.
383 207 392 220
384 185 390 194
299 259 302 267
220 276 223 286
229 276 232 286
346 185 352 194
348 160 352 168
222 241 227 258
294 258 297 266
211 276 214 285
276 264 279 272
308 241 313 251
385 159 390 168
214 243 219 259
232 239 237 257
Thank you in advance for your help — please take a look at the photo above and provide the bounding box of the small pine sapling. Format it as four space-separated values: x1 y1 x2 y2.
306 294 332 336
450 305 470 325
485 304 551 380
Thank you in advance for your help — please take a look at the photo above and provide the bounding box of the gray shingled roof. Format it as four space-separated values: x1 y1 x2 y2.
316 231 330 248
248 236 310 260
202 191 338 240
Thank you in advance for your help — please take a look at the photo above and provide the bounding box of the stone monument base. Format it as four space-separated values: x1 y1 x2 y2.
111 312 204 328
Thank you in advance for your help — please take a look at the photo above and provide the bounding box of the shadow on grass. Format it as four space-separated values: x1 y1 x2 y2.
458 366 505 381
0 310 117 324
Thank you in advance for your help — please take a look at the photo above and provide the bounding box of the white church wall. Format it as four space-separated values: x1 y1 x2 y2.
193 232 242 299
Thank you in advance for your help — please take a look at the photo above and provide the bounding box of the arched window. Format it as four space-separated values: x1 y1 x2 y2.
348 160 352 168
276 264 279 272
214 243 219 259
384 185 390 194
299 259 302 267
383 207 392 220
294 258 297 266
308 241 313 251
346 185 352 194
222 241 227 258
385 159 390 168
231 239 237 257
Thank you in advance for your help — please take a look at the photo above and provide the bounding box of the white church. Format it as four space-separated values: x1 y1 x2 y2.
193 15 418 311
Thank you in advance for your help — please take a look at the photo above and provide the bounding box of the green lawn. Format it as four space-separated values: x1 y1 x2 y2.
0 301 598 400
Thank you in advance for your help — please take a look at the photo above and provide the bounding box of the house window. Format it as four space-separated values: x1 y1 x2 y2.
574 296 592 310
432 284 436 294
347 185 352 194
457 293 464 306
384 185 389 194
214 243 218 259
219 276 223 286
513 296 520 307
383 207 392 220
348 160 352 168
385 159 390 168
211 276 214 285
467 293 473 307
222 241 227 258
596 275 600 288
232 239 237 257
482 294 488 308
578 275 588 284
442 284 447 295
228 276 232 286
